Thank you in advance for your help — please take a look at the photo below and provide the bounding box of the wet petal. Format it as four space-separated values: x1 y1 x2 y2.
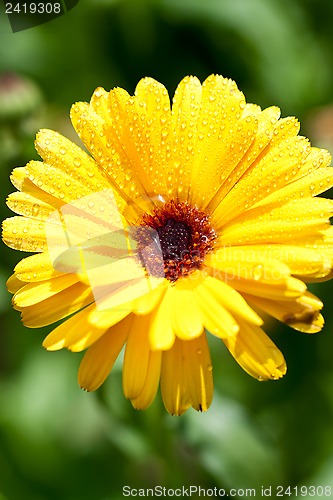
78 316 131 391
223 320 286 381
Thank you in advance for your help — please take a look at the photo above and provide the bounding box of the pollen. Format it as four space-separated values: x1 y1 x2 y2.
139 200 216 282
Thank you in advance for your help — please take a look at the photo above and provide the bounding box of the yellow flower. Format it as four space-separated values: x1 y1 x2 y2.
3 75 333 415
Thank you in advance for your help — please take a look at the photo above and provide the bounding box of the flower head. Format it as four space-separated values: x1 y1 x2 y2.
3 75 333 415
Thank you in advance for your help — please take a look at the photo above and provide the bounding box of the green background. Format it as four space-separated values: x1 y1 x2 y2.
1 0 333 499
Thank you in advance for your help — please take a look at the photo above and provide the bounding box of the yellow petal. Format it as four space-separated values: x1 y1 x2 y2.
160 334 213 415
10 166 26 190
149 286 175 350
80 254 149 289
123 314 151 399
19 282 93 327
207 106 281 212
78 316 131 391
91 274 164 314
131 282 167 315
160 337 192 416
180 333 213 412
214 244 332 279
189 75 255 208
131 349 162 410
168 75 202 202
2 216 61 252
35 129 109 194
14 252 62 282
13 274 79 308
208 246 304 281
206 247 306 299
43 303 98 351
242 291 324 334
107 78 172 199
26 160 93 203
254 160 333 207
223 320 286 381
193 281 240 338
171 278 204 340
197 275 263 326
219 197 333 245
43 303 130 351
6 274 27 294
295 146 332 178
6 191 58 221
213 131 309 224
11 170 64 216
70 98 146 214
230 276 306 300
87 284 166 328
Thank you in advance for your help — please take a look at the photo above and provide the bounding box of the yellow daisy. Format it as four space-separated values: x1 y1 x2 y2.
3 75 333 415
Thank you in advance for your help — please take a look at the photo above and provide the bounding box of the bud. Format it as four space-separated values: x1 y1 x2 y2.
0 73 42 122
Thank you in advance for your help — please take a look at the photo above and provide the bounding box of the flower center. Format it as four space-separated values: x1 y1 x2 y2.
157 219 191 261
138 200 216 282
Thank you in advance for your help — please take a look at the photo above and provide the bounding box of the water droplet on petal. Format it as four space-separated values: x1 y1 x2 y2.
32 204 40 217
251 264 264 280
125 170 132 181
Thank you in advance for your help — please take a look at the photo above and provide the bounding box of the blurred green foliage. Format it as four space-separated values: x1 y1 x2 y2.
1 0 333 499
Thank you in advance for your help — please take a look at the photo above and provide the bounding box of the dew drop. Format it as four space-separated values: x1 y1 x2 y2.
125 170 132 181
59 147 66 155
94 88 104 99
32 204 40 217
251 264 264 280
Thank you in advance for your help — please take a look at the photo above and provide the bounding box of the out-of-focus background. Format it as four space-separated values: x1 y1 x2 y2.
1 1 333 499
